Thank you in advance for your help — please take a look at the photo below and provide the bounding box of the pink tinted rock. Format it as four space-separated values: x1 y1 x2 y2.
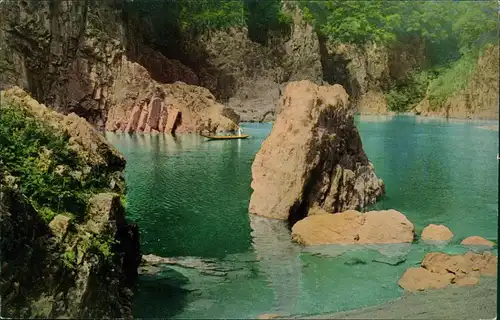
147 98 163 130
137 103 149 132
398 267 454 292
291 209 414 245
125 103 143 133
165 108 181 133
158 103 167 132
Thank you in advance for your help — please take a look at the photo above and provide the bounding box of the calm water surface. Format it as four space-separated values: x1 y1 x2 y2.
106 116 498 318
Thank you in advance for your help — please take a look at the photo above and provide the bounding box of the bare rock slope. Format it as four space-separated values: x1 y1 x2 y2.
249 80 384 222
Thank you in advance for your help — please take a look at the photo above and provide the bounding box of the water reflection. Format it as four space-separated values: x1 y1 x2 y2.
249 214 302 312
356 114 395 123
105 119 497 318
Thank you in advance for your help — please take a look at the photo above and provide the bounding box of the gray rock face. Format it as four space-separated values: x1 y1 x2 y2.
249 80 384 222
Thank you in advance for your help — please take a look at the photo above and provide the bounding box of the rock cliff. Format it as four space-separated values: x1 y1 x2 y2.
186 2 324 122
0 0 238 133
415 45 499 120
1 0 493 125
320 37 426 115
0 87 141 318
248 80 384 223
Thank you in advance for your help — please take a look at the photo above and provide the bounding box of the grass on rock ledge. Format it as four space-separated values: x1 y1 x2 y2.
0 102 113 223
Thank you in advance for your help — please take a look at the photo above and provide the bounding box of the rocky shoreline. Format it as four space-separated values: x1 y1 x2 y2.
295 276 496 320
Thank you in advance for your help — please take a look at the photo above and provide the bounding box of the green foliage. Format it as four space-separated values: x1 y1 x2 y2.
245 0 290 43
62 249 77 270
319 1 401 45
427 52 478 110
37 207 58 224
300 0 497 56
0 103 111 222
90 236 116 260
120 195 127 209
386 70 432 112
78 233 117 263
179 0 246 34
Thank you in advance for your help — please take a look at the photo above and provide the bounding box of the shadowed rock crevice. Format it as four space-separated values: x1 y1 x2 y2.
318 34 359 101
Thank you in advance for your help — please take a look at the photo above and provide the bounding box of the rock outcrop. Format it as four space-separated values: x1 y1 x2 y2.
291 209 414 245
0 88 141 318
398 251 497 292
184 2 324 122
415 45 499 120
248 80 384 222
420 224 454 242
0 0 238 133
461 236 495 248
319 37 426 115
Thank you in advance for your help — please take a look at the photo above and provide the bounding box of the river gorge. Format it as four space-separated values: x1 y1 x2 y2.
106 116 498 318
1 0 498 318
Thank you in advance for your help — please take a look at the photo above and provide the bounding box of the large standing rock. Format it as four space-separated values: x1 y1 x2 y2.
248 80 384 221
291 209 414 245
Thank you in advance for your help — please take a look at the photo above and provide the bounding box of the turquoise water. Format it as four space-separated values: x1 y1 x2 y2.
106 116 498 318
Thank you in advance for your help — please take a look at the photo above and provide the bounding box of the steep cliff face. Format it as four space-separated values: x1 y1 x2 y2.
0 0 237 132
319 37 427 115
180 2 324 122
1 0 493 131
0 87 141 318
415 45 499 120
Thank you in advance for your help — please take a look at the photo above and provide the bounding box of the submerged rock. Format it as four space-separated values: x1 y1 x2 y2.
398 251 497 292
249 80 384 222
291 209 414 245
461 236 495 248
421 224 454 243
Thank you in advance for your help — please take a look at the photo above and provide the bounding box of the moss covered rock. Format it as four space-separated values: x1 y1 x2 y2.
0 88 141 318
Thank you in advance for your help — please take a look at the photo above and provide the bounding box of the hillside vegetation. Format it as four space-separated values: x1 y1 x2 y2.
128 0 497 113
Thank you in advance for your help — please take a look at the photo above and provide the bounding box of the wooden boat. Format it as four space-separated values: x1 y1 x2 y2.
200 133 249 140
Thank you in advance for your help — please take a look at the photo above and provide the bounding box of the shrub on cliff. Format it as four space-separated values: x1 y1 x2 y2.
386 70 431 112
0 102 109 222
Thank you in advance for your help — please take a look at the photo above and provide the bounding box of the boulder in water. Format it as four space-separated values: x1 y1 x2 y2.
461 236 495 247
248 80 384 222
398 251 497 292
421 224 454 242
291 209 414 245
